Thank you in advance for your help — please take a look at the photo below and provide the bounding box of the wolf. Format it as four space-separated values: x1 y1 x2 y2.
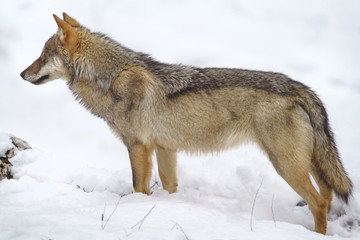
21 13 352 234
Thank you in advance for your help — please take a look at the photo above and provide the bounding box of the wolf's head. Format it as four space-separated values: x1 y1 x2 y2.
21 13 129 91
20 13 81 85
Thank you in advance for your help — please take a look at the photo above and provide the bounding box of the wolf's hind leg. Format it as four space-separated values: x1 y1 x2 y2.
311 168 333 213
127 144 154 195
156 147 178 193
256 106 328 234
278 162 328 234
263 140 328 234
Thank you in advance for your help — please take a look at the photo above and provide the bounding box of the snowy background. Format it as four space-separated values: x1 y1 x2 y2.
1 0 360 239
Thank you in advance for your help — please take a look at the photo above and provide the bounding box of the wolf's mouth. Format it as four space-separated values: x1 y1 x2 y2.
32 75 50 85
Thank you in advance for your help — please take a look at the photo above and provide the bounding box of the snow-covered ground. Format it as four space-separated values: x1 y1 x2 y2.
1 0 359 239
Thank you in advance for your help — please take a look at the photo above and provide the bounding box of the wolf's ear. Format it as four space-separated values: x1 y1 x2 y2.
62 12 81 27
53 14 78 53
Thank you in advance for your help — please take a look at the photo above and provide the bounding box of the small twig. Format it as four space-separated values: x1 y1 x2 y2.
126 204 156 237
250 177 264 231
76 184 95 193
131 204 156 230
171 221 191 240
101 204 106 227
101 194 124 230
150 173 160 193
271 194 276 227
76 185 86 192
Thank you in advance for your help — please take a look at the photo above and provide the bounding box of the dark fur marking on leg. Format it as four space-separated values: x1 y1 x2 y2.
124 101 135 119
131 168 137 188
229 110 238 121
110 89 123 102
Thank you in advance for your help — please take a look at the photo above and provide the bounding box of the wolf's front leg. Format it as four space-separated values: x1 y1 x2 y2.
127 144 154 195
155 147 178 193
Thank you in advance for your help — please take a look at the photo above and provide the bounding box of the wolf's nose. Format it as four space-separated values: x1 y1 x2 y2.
20 71 25 79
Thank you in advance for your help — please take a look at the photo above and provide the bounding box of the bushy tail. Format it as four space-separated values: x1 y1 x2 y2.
296 85 352 203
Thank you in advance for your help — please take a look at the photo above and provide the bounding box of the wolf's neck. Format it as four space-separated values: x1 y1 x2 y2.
68 78 114 122
71 32 137 92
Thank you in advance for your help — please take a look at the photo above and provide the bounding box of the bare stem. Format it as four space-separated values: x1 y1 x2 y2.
150 173 160 193
250 177 264 231
271 194 276 227
171 221 191 240
131 204 156 230
101 194 124 230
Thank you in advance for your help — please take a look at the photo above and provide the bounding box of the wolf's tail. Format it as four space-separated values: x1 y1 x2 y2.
295 84 352 203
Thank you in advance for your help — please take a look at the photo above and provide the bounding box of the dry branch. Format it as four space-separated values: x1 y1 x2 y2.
250 177 264 231
171 221 191 240
131 204 156 230
101 194 124 230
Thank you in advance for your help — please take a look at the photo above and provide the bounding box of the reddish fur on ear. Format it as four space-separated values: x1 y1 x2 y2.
62 12 81 27
53 14 78 54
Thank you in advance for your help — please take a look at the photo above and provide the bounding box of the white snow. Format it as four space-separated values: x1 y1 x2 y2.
1 0 360 239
